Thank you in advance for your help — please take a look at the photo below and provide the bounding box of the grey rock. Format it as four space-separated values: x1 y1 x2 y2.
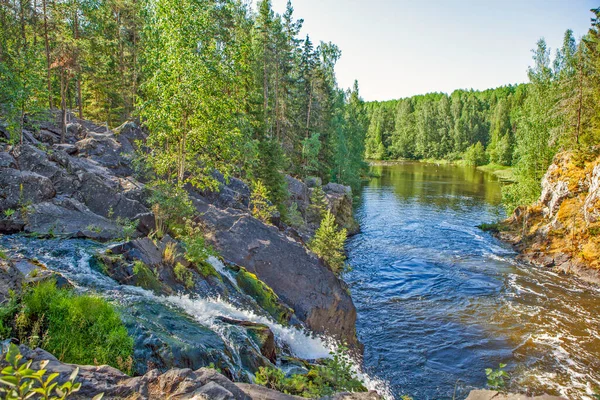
305 176 322 188
0 169 56 213
194 198 359 348
24 198 122 241
235 383 303 400
0 259 24 303
465 390 565 400
0 152 17 169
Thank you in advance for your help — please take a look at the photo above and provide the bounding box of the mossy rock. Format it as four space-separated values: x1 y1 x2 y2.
235 268 293 325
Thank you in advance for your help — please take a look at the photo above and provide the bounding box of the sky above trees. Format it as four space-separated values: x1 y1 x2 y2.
269 0 596 101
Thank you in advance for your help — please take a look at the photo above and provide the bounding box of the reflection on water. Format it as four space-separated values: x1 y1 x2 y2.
346 162 600 400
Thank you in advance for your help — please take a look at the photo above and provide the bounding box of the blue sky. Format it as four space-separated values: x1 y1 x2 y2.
268 0 597 101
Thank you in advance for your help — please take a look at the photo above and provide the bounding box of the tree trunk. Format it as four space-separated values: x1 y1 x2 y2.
74 3 82 118
60 69 67 143
42 0 52 109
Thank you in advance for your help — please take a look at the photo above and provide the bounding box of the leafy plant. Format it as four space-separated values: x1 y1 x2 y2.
309 211 348 275
254 346 366 398
485 363 509 390
3 209 15 218
116 217 137 241
174 263 194 289
149 183 195 237
0 250 7 260
250 180 277 224
0 343 104 400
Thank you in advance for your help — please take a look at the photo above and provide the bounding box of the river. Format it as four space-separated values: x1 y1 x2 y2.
346 162 600 400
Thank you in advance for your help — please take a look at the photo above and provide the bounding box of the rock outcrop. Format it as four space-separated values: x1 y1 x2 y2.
1 344 382 400
194 196 359 348
0 118 149 241
465 390 565 400
497 151 600 283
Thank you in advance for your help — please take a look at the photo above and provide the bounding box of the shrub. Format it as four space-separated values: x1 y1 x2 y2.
149 182 195 237
251 180 277 224
309 211 348 275
464 142 489 166
0 343 100 400
174 263 194 289
0 249 7 260
308 186 328 222
179 220 218 279
3 209 15 218
284 203 305 229
162 242 178 265
132 261 162 292
0 281 133 374
254 346 366 398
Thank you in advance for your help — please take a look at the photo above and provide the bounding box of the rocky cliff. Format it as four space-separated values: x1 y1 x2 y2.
0 116 366 397
497 151 600 284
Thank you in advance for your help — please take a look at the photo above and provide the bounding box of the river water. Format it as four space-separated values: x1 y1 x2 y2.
346 162 600 400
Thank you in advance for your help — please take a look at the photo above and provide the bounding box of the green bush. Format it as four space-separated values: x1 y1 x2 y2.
0 281 133 374
174 263 194 289
283 203 305 229
464 142 489 166
180 220 219 279
254 346 366 398
149 182 195 237
309 211 348 275
250 180 277 224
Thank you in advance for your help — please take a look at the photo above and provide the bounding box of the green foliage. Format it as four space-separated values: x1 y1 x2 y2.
0 344 103 400
464 142 489 166
251 180 277 224
174 263 194 289
283 203 305 229
254 346 366 398
116 217 137 242
149 183 195 237
309 211 347 275
302 133 322 175
308 185 328 223
3 209 15 218
236 268 293 324
485 363 509 390
0 281 133 374
132 261 162 293
0 250 7 261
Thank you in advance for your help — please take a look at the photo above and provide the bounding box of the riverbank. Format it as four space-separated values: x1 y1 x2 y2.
488 150 600 285
368 159 515 182
0 116 380 399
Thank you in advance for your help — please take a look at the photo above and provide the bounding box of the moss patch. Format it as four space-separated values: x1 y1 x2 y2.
236 268 293 325
133 261 163 292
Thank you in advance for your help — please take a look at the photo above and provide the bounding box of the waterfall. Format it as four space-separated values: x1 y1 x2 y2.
0 236 394 399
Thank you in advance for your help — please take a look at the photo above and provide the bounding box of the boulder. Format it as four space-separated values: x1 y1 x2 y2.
194 197 359 348
285 175 310 217
0 259 24 303
465 390 565 400
323 183 359 235
0 169 56 213
24 197 123 241
0 152 17 169
193 171 251 211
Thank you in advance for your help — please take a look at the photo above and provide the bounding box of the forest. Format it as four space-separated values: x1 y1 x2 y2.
0 0 368 220
365 15 600 212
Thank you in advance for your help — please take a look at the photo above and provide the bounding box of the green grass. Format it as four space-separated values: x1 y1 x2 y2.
133 261 162 292
0 280 134 373
477 163 515 182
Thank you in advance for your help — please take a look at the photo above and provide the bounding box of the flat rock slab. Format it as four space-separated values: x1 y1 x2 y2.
466 390 566 400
